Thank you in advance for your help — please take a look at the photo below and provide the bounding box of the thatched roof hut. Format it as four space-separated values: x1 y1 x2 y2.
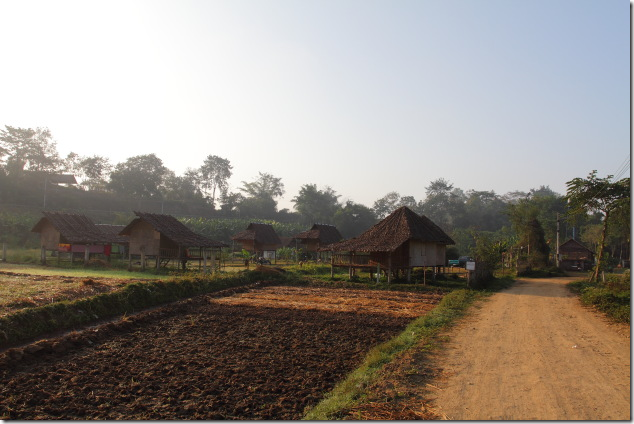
231 223 282 257
31 211 129 263
292 224 342 258
323 207 455 281
32 211 114 248
120 212 227 260
293 224 342 248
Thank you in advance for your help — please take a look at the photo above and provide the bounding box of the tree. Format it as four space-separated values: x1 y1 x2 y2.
64 152 112 191
372 191 401 219
161 169 205 202
292 184 340 225
419 179 466 232
199 155 232 209
108 154 168 199
566 170 630 282
0 125 60 174
218 191 244 216
334 200 377 239
239 172 285 217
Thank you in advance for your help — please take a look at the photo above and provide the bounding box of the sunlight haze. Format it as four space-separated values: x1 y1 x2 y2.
0 0 629 210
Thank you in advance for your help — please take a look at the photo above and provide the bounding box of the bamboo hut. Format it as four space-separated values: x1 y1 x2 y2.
322 206 455 282
119 211 227 271
231 223 282 262
31 211 125 264
292 224 342 260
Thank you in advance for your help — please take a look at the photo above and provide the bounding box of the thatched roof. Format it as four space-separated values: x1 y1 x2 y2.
323 206 454 253
231 223 282 246
95 224 128 244
120 212 227 248
293 224 342 245
31 211 111 244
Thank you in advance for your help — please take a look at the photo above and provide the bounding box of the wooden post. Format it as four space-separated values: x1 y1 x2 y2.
2 243 6 262
84 245 90 265
376 262 380 284
203 251 208 273
330 255 334 278
141 251 146 271
40 246 47 265
387 254 392 284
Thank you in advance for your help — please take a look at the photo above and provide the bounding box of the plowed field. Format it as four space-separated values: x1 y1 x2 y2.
0 284 443 420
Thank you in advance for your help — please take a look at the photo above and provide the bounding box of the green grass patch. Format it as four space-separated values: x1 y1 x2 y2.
568 271 630 323
302 277 514 420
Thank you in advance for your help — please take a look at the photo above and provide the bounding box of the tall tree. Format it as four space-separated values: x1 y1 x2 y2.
372 191 402 219
334 200 377 239
238 172 285 218
292 184 340 225
419 178 466 231
108 154 168 199
64 152 112 191
199 155 232 209
0 125 60 174
566 170 630 282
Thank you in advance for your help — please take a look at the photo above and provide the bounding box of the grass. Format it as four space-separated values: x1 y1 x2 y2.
568 271 630 323
0 268 293 348
0 261 162 279
303 275 514 420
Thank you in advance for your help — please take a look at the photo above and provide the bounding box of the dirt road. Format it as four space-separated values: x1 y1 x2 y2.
429 277 630 420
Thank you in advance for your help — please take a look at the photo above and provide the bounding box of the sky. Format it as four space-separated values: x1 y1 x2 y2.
0 0 630 211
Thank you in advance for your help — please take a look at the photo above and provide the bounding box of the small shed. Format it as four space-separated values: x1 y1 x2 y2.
119 211 227 270
322 206 455 282
292 224 343 260
231 223 282 261
31 211 122 264
559 239 594 271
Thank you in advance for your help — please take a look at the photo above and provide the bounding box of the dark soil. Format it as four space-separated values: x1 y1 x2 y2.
0 285 441 420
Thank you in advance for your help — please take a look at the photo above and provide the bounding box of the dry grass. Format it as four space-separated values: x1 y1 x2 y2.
0 270 153 317
211 286 444 318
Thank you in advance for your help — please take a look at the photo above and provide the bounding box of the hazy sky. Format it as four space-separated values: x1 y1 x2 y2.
0 0 630 210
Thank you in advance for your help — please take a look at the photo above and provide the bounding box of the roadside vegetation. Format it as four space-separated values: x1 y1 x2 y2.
568 270 630 323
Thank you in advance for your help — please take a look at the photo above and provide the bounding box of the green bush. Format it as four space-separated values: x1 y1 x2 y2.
568 272 630 324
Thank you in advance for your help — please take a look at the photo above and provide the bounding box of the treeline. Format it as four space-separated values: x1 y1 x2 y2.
0 125 630 268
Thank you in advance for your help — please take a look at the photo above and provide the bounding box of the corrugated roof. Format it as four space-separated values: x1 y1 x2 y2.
231 223 282 246
323 206 454 252
293 224 342 245
120 212 227 248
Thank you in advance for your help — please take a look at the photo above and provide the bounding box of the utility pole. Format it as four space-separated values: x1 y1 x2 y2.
555 212 559 268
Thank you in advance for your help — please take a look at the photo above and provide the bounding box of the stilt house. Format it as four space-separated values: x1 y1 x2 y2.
292 224 342 260
322 206 455 282
31 211 126 263
119 211 227 270
231 223 282 261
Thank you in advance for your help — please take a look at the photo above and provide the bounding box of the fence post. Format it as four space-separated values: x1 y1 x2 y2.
2 243 6 262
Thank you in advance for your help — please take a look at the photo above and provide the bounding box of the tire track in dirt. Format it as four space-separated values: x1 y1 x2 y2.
428 277 630 420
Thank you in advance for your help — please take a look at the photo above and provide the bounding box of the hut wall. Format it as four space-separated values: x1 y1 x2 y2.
302 240 320 252
128 220 160 256
409 241 446 267
38 221 61 250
